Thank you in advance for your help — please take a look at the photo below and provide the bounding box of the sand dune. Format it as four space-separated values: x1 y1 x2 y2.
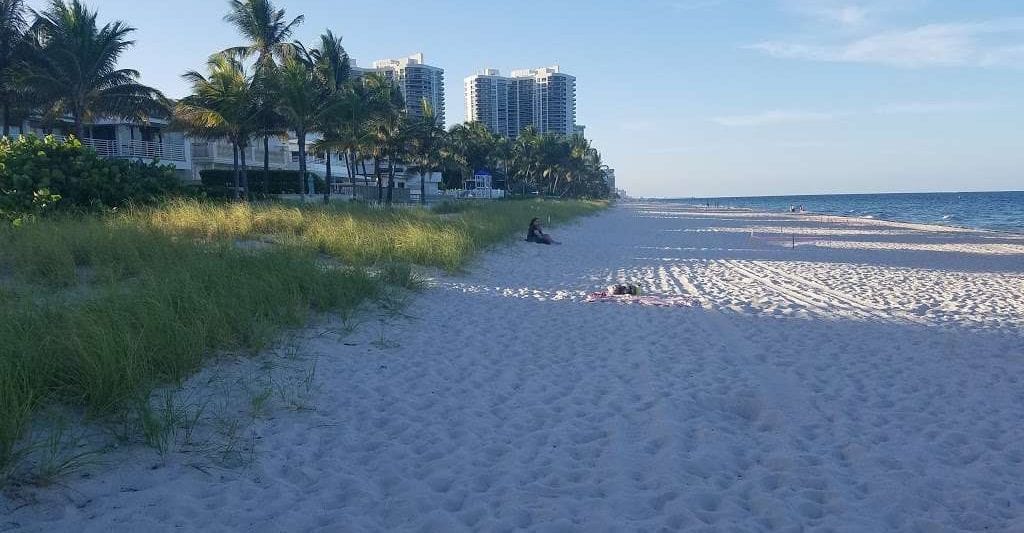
6 201 1024 531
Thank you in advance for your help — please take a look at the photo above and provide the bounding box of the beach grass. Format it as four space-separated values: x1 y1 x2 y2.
139 198 604 271
0 198 604 482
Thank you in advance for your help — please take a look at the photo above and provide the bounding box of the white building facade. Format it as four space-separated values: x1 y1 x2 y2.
4 116 192 179
464 66 577 138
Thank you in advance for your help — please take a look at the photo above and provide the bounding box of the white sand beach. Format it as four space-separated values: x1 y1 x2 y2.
5 201 1024 532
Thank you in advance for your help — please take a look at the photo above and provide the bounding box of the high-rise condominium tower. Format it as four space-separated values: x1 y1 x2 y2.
356 53 446 125
464 66 576 138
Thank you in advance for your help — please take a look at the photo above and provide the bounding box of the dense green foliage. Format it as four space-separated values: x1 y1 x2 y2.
0 135 181 221
18 0 168 137
445 123 611 199
199 168 324 198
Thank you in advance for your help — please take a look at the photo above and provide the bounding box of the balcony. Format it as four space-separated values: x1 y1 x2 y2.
292 153 327 166
83 138 187 162
192 142 289 167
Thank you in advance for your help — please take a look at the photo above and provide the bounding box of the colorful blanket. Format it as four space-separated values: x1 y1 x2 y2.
585 292 701 308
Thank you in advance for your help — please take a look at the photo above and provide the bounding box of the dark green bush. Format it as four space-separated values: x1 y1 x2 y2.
431 200 472 214
0 135 182 221
200 168 325 198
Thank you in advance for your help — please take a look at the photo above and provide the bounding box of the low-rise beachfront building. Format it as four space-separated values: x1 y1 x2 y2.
465 65 577 138
1 115 442 201
190 135 443 201
4 116 193 180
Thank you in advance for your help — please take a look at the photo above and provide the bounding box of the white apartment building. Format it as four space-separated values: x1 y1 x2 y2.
354 53 446 125
464 69 512 136
464 66 577 138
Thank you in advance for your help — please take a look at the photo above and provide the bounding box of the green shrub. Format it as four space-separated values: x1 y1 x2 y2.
200 168 325 198
0 135 182 221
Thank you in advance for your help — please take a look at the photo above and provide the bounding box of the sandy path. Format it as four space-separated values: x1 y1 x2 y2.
5 201 1024 532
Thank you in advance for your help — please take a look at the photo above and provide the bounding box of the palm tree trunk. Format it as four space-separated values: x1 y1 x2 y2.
386 159 395 206
263 135 271 195
2 102 10 137
347 150 356 195
374 158 382 203
420 170 427 206
240 145 250 201
361 158 369 187
324 149 332 204
298 131 307 201
232 143 241 201
73 110 84 140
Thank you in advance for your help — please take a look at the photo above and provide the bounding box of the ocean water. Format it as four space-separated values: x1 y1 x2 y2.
672 191 1024 233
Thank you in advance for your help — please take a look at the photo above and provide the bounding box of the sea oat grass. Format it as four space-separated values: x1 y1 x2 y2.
0 197 604 482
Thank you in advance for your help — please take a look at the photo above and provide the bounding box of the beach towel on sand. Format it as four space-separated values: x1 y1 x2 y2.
585 292 700 308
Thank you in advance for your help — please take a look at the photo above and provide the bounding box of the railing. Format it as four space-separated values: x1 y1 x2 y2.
192 143 289 166
291 153 327 166
82 137 187 162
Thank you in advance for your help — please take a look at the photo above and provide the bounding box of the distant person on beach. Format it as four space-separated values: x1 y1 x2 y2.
527 218 560 245
608 283 641 296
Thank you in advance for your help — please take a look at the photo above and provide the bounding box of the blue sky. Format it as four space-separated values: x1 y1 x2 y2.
31 0 1024 196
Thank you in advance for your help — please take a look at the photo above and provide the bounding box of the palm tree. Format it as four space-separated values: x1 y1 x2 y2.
223 0 303 194
405 98 446 205
362 72 405 204
447 121 497 191
0 0 28 136
272 50 324 201
307 31 350 204
22 0 167 139
223 0 302 70
338 85 372 194
175 54 257 200
366 111 407 205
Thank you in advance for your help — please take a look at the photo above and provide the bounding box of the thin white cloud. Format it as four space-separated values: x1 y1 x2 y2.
712 110 838 127
667 0 726 12
782 0 922 28
981 44 1024 67
750 18 1024 68
874 101 997 114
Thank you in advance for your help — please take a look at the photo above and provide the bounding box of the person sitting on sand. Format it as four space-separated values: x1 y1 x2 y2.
527 218 560 245
608 283 641 296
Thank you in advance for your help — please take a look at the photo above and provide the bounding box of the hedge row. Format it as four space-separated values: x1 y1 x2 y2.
200 169 327 198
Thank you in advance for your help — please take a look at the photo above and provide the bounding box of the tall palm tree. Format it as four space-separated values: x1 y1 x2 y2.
22 0 167 139
307 31 350 204
366 111 406 205
0 0 28 136
338 84 371 193
175 54 257 200
405 98 446 205
362 72 405 204
272 50 324 201
223 0 303 194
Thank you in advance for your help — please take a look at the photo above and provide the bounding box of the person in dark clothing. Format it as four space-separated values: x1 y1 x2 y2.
526 217 559 245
